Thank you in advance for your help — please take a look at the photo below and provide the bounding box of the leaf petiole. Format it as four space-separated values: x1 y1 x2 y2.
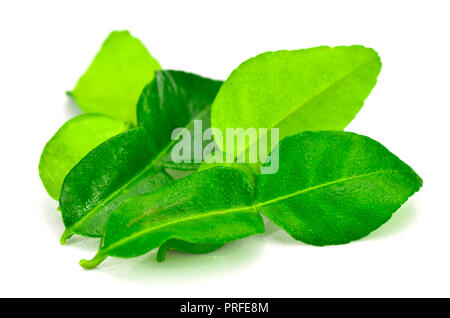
79 253 107 269
60 229 74 245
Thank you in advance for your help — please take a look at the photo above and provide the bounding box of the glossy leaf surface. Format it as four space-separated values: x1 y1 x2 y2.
137 70 222 169
69 30 161 123
39 114 128 200
59 128 172 241
80 167 264 268
256 131 422 246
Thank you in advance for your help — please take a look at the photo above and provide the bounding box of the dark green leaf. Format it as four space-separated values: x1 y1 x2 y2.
80 167 264 268
137 70 223 169
59 128 172 242
256 131 422 246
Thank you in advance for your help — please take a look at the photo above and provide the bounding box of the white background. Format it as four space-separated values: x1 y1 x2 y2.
0 0 449 297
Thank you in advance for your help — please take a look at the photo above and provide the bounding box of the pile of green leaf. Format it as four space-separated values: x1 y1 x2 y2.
39 31 422 269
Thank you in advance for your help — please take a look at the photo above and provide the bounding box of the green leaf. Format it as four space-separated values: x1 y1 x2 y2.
38 114 128 200
137 70 222 169
211 46 382 160
69 30 161 124
59 128 173 242
59 71 222 242
79 167 264 269
255 131 422 246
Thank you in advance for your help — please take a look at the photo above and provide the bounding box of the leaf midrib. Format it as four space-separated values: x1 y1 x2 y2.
257 169 399 208
270 57 377 132
101 204 257 254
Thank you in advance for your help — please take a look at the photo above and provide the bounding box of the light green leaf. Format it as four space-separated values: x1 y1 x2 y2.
211 46 382 161
80 167 264 269
38 114 128 200
255 131 423 246
69 30 161 124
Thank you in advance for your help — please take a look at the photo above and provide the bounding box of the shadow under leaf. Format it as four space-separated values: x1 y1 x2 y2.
97 236 265 284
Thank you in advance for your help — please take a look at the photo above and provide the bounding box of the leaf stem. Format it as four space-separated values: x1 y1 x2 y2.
79 253 107 269
60 229 73 245
156 245 169 262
